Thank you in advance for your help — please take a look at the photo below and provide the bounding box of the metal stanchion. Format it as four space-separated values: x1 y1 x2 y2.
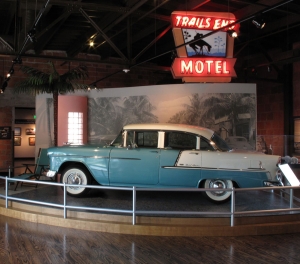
231 188 235 227
290 188 294 208
132 186 136 225
64 182 67 219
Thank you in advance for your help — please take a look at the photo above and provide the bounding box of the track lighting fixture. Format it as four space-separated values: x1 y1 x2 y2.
12 57 22 64
1 80 8 93
123 68 130 73
1 67 14 94
227 29 237 38
1 0 50 95
252 17 265 29
6 68 14 79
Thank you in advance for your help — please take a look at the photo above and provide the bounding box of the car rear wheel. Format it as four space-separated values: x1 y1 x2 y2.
203 179 233 203
61 166 91 197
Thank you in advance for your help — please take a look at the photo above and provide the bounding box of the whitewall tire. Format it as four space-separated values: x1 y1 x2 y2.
203 179 233 202
61 166 91 197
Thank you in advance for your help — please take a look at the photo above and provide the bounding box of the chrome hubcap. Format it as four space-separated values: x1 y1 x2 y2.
208 180 227 196
67 173 82 190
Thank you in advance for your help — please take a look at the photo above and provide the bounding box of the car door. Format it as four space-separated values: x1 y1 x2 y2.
108 130 160 185
159 131 202 187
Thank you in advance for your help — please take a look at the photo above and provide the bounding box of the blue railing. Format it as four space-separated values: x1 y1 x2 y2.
0 174 300 226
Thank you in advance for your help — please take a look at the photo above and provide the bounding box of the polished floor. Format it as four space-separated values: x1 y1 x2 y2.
1 214 300 264
1 170 300 263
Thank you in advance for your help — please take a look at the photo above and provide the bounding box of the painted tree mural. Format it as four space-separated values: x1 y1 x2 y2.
122 96 158 124
88 95 158 144
88 97 123 136
201 93 256 137
168 93 256 140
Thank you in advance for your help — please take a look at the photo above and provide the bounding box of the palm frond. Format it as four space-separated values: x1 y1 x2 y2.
13 61 89 95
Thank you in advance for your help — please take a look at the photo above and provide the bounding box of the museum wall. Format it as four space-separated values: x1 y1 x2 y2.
0 107 13 173
14 108 36 158
0 48 295 169
293 42 300 153
293 42 300 117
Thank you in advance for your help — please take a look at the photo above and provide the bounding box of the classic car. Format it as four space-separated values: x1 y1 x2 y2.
225 136 255 150
46 123 282 202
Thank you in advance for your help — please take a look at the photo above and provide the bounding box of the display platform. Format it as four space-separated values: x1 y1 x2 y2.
1 185 300 236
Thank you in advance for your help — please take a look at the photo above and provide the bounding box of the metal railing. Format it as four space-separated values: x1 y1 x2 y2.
0 175 300 227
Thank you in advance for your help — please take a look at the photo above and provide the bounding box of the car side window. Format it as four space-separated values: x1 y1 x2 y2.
165 132 196 150
200 136 215 151
126 130 158 148
126 130 135 147
137 131 158 147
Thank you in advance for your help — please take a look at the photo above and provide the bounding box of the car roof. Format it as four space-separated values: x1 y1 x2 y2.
123 123 214 139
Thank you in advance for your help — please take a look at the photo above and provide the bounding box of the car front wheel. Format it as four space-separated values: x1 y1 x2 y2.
61 166 91 197
203 179 233 203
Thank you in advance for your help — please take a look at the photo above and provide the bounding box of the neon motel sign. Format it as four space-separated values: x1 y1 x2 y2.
171 11 238 83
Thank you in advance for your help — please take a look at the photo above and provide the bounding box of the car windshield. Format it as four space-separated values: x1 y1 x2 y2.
211 133 232 151
110 131 123 147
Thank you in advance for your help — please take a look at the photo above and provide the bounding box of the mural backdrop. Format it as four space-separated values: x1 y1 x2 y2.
36 83 256 150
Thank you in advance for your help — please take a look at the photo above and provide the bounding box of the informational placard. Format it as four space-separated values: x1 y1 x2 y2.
278 164 300 186
0 126 11 139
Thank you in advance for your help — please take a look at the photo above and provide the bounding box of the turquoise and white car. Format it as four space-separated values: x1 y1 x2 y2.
47 123 282 202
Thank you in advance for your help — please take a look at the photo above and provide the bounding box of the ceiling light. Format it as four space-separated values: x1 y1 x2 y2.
6 68 14 78
252 18 265 29
1 81 8 93
227 29 237 38
89 41 94 47
123 68 130 73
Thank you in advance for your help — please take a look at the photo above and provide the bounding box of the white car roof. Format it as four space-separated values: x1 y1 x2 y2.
123 123 215 139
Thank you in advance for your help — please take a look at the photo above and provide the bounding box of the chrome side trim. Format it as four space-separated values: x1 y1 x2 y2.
161 166 268 173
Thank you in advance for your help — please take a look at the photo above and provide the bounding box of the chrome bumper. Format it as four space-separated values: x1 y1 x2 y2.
263 181 283 187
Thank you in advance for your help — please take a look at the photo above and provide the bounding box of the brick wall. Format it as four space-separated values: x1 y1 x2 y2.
0 51 171 108
257 82 285 156
0 107 13 172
